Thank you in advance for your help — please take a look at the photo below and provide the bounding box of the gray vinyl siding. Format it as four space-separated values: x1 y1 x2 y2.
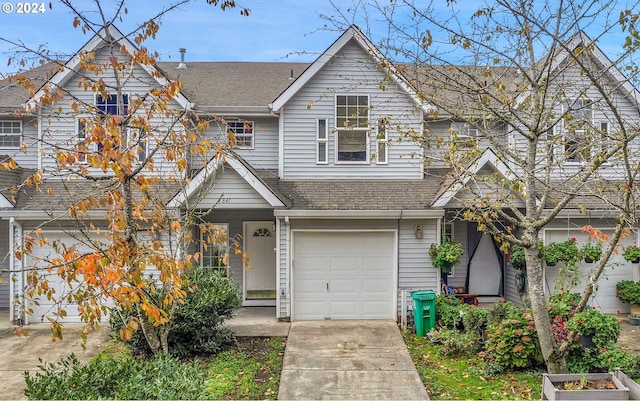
234 117 279 170
281 40 424 179
397 219 439 314
0 117 39 169
194 167 272 209
37 46 185 177
503 263 524 307
423 121 507 169
508 63 640 179
193 117 280 171
277 218 289 318
0 218 9 309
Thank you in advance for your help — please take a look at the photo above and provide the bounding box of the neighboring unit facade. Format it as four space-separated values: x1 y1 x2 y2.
1 25 639 324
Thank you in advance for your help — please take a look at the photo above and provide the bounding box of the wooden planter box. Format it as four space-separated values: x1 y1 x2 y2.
542 372 633 400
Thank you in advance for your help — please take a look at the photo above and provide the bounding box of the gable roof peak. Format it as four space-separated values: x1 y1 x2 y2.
270 24 429 113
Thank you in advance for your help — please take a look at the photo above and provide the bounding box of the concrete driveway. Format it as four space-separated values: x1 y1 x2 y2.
278 320 429 400
0 322 109 400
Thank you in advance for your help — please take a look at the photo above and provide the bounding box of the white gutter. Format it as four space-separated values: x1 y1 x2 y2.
0 209 105 219
273 209 445 219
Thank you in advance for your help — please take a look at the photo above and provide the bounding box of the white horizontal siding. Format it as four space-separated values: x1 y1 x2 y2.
0 117 39 169
37 46 185 178
195 167 271 209
281 40 424 179
397 219 439 313
0 218 9 309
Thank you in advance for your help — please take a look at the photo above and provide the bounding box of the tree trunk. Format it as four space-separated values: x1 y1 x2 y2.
524 236 568 373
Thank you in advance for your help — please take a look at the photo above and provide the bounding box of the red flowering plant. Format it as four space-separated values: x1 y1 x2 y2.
566 308 620 348
623 245 640 262
615 280 640 304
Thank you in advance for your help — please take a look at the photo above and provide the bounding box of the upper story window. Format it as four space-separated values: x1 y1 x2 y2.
562 98 593 163
316 118 328 164
96 93 128 116
336 95 369 163
376 118 389 164
450 122 478 138
0 121 21 148
228 121 254 149
76 118 90 163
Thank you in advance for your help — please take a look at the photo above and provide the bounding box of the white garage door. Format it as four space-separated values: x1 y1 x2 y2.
545 229 636 313
27 232 108 323
292 231 396 320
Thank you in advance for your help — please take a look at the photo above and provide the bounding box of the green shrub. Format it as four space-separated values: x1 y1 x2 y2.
24 353 207 400
598 348 640 377
566 309 620 348
462 304 490 336
435 295 465 329
168 267 242 357
434 328 480 356
486 310 543 369
487 300 521 325
509 245 526 270
111 267 242 357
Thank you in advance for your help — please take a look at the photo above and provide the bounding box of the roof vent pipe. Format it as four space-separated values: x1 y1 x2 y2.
178 48 187 69
289 69 294 80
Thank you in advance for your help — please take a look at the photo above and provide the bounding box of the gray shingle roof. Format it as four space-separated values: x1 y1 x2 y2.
156 62 310 109
261 175 447 211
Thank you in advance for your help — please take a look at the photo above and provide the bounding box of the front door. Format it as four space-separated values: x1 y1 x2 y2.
244 222 276 305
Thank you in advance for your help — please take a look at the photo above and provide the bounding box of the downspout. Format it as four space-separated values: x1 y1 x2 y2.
436 216 442 294
9 217 23 325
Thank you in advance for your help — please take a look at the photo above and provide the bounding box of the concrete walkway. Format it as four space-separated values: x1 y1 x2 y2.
0 321 110 400
278 320 429 400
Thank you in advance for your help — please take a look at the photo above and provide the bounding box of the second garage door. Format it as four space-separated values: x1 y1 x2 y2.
292 231 396 320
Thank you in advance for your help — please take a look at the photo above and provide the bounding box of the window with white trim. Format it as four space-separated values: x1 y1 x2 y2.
96 93 128 116
95 94 128 153
316 118 328 164
200 223 229 275
336 95 369 163
128 128 147 163
76 118 90 163
450 122 478 138
228 121 254 149
376 118 388 164
562 98 593 163
0 121 21 148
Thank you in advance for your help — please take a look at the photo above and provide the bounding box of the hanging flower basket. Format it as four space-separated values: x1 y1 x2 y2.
580 242 602 263
623 245 640 263
429 240 463 273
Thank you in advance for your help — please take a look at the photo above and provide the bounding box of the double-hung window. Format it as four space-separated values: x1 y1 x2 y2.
0 121 21 148
376 118 389 164
95 93 128 152
563 98 592 163
316 118 328 164
128 128 147 162
228 121 254 149
200 223 229 275
450 122 478 138
75 118 90 163
336 95 369 163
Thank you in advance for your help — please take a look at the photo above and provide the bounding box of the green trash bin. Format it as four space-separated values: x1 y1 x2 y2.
411 290 437 336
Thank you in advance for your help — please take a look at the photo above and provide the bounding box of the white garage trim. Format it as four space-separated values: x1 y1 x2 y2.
290 229 398 321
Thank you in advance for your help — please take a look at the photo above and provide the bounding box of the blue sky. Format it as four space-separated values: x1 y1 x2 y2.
0 0 379 76
0 0 635 77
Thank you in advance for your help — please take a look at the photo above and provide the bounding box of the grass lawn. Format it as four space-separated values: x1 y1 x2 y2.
203 337 285 400
403 331 542 400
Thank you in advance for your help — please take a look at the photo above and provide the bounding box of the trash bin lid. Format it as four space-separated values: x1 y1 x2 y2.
411 290 436 300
